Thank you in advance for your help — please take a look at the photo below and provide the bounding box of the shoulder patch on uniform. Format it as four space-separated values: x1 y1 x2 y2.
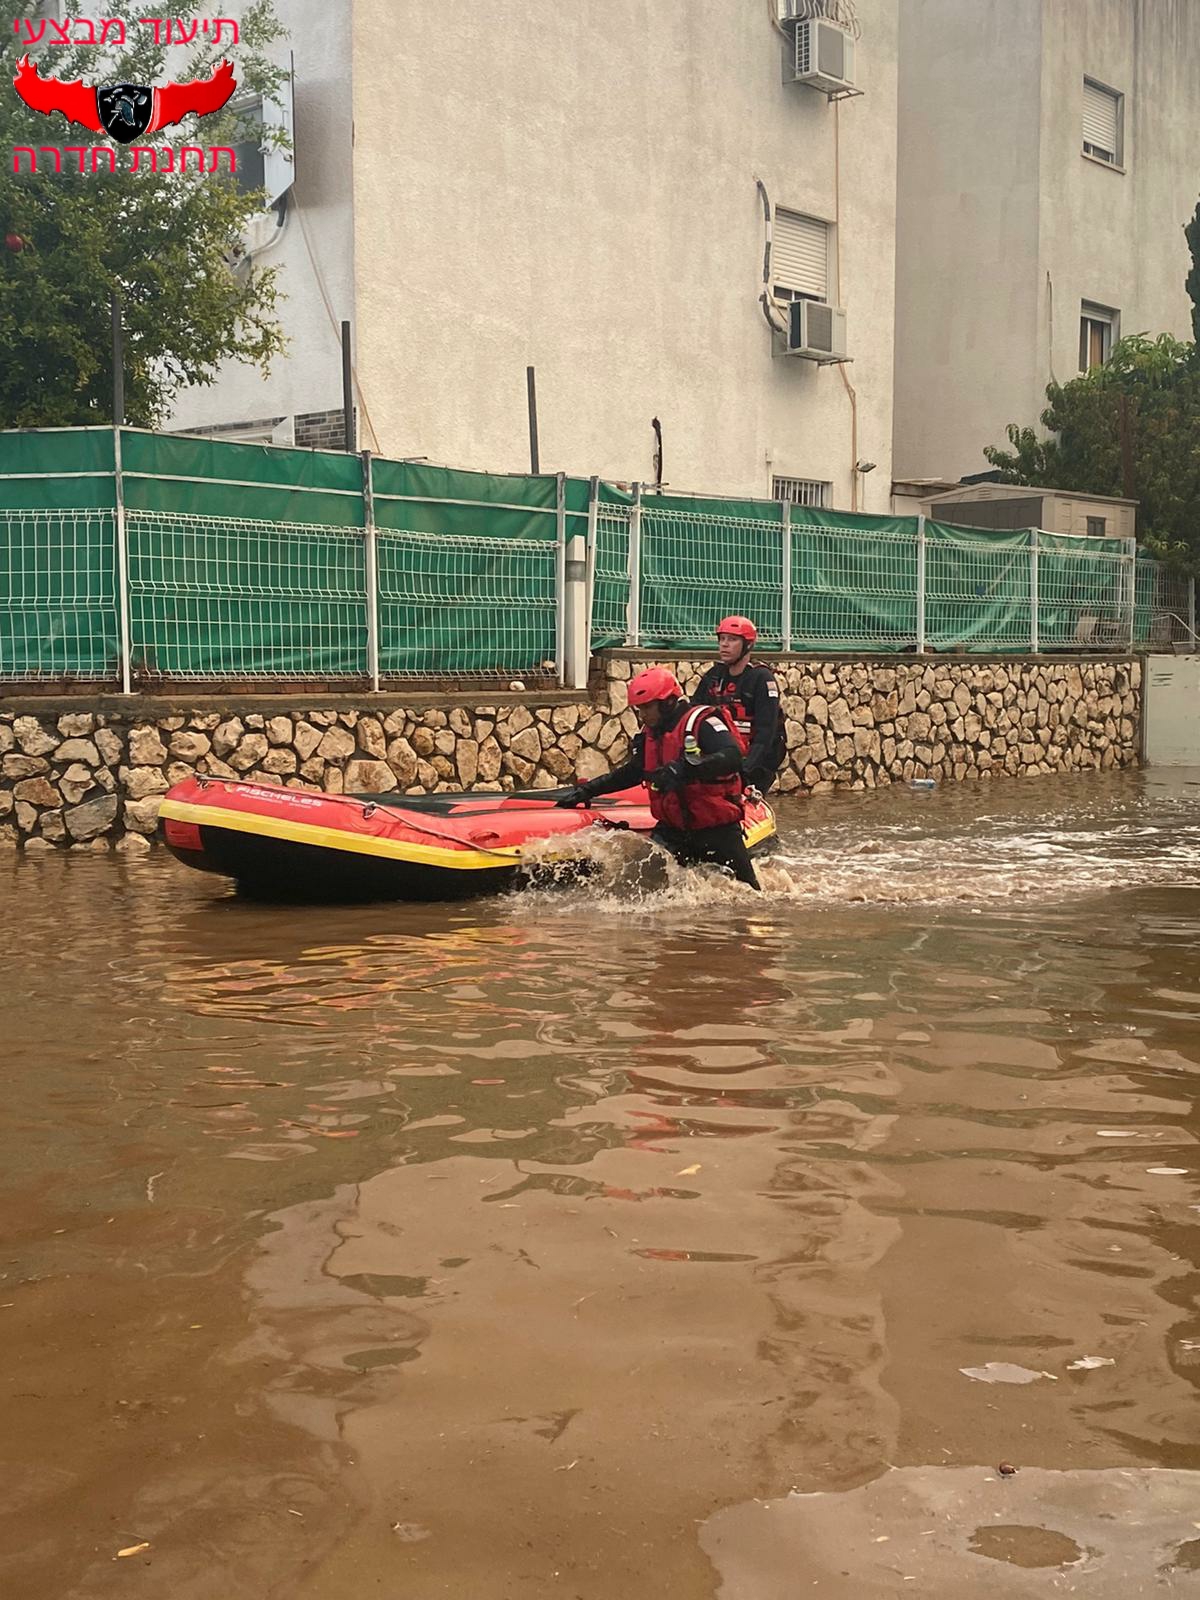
767 680 779 697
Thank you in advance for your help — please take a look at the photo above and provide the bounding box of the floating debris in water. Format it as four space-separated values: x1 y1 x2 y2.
960 1363 1055 1385
1067 1355 1115 1371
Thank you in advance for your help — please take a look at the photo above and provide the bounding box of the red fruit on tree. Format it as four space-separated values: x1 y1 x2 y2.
5 233 26 253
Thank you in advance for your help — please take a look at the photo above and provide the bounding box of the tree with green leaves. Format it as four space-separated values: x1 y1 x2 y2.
1186 195 1200 346
1 0 288 428
985 314 1200 572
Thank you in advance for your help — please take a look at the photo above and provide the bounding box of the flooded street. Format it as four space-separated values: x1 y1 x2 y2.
3 770 1200 1598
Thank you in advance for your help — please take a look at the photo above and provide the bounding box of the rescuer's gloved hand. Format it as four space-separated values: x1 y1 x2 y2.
648 761 686 794
554 785 594 808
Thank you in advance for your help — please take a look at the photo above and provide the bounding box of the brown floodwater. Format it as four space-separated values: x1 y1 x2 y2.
3 769 1200 1598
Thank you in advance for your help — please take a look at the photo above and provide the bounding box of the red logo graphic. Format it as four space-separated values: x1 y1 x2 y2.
13 54 236 142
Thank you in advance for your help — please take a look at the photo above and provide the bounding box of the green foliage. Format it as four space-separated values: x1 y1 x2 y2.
1187 195 1200 347
984 334 1200 571
1 0 288 427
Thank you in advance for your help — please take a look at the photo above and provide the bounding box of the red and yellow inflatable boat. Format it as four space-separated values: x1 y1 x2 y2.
158 776 777 902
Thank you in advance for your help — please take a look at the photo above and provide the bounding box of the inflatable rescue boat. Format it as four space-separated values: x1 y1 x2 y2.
158 776 777 902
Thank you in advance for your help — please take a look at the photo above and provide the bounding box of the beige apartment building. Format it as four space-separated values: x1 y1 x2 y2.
169 0 900 511
893 0 1200 485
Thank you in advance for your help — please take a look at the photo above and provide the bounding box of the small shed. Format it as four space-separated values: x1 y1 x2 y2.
921 482 1137 541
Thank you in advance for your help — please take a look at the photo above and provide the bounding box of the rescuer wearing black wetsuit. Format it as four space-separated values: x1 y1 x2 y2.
693 615 786 794
555 666 761 890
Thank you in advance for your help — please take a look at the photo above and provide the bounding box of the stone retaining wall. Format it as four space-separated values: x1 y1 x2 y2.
0 655 1141 851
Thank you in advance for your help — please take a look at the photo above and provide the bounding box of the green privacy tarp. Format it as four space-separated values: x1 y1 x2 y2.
125 517 368 679
372 462 561 673
790 518 919 650
0 507 118 679
638 502 786 648
120 430 365 528
372 460 561 540
923 524 1033 651
376 529 556 676
1035 530 1131 649
0 426 117 511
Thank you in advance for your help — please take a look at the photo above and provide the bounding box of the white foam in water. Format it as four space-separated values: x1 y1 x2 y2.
514 778 1200 913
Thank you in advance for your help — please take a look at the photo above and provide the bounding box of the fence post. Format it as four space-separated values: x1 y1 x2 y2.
361 449 380 691
583 475 599 668
781 500 792 654
1190 575 1197 646
627 482 642 648
1121 540 1136 650
915 513 926 654
561 472 589 690
1030 528 1040 654
554 471 567 685
112 426 132 694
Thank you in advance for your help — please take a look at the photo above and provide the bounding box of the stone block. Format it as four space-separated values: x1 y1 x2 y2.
129 725 168 765
123 765 169 800
266 716 294 747
231 734 269 772
123 796 163 834
358 717 387 759
344 758 397 793
14 776 60 807
95 727 124 766
293 722 322 761
168 731 211 763
57 713 95 737
14 717 58 756
3 753 49 779
64 795 118 841
212 718 244 756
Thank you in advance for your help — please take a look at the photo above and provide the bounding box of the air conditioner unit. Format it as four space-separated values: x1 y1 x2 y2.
784 299 848 362
787 18 856 94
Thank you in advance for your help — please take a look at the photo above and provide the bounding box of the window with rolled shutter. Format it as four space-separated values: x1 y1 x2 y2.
772 209 830 301
1083 79 1122 164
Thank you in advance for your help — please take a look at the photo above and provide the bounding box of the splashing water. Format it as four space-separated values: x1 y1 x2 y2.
515 822 797 914
516 773 1200 913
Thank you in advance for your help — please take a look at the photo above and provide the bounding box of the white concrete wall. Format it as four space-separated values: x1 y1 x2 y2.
893 0 1044 482
1144 655 1200 766
166 0 356 439
894 0 1200 483
1037 0 1199 388
351 0 898 509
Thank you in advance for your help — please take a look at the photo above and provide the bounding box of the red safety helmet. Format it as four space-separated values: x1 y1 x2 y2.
627 666 683 706
716 615 757 645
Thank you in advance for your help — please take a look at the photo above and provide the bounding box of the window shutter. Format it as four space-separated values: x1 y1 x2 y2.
1083 81 1119 155
772 210 829 299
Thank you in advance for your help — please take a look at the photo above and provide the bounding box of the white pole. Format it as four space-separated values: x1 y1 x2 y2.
1030 528 1040 654
361 449 380 691
915 513 926 654
562 474 588 690
554 471 567 684
584 474 598 665
781 500 792 653
627 482 642 648
112 426 132 694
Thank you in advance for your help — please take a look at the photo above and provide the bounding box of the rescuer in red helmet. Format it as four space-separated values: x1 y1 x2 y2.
555 665 761 889
693 615 786 794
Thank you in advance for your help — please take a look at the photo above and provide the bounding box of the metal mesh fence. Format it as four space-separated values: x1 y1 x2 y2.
126 511 368 680
376 528 557 679
638 508 785 648
1037 534 1133 650
791 520 918 649
1 432 1197 686
923 526 1033 651
0 509 118 680
1135 560 1196 649
589 504 632 650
